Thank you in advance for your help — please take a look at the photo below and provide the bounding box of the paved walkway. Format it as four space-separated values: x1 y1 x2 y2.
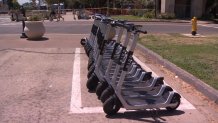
62 12 94 22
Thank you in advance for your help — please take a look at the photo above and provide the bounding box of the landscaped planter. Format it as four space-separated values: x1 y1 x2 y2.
24 21 45 40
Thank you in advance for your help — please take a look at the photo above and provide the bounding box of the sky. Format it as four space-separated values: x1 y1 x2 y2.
18 0 30 5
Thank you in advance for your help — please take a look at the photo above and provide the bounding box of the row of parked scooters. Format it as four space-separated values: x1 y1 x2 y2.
80 14 181 116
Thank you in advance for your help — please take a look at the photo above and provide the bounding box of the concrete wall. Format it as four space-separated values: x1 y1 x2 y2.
160 0 206 18
161 0 175 14
0 1 8 12
191 0 205 18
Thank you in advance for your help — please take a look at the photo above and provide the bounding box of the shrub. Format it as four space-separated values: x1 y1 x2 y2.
28 14 42 21
143 10 155 18
158 13 176 19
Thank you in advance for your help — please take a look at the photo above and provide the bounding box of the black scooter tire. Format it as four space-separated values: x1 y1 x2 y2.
87 66 95 78
100 87 114 103
96 82 109 99
166 94 181 111
103 95 121 116
80 38 86 46
87 58 94 70
86 74 99 91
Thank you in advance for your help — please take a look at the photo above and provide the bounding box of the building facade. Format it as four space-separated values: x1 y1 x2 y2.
0 0 8 13
157 0 215 18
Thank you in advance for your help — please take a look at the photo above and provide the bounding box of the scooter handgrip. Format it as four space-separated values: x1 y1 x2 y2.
112 21 125 27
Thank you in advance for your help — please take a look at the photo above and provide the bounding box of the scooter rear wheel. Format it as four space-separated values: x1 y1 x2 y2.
86 74 99 91
103 95 121 116
96 82 108 99
166 94 181 111
100 87 114 103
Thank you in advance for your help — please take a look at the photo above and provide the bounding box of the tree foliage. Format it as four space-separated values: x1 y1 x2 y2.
45 0 66 5
28 0 154 9
7 0 20 10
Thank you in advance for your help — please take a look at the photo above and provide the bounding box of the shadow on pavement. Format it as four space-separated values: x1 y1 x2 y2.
27 37 49 41
106 109 185 123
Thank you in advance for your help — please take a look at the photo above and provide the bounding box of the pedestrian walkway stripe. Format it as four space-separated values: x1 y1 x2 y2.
199 24 218 29
0 23 21 26
70 48 195 114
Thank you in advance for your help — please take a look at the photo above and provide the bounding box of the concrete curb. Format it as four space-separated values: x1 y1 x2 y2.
128 19 215 24
128 19 190 23
137 43 218 104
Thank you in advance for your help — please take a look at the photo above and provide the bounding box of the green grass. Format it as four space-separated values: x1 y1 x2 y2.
139 34 218 90
111 15 150 21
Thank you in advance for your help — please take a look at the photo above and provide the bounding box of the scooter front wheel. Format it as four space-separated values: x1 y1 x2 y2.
80 38 86 46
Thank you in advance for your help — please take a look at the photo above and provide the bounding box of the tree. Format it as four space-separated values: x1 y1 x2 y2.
7 0 13 10
30 0 36 8
45 0 65 5
205 0 218 18
65 0 76 9
7 0 20 10
23 2 34 10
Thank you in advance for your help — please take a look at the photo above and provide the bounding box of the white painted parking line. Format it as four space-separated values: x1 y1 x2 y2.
69 48 125 114
70 49 195 114
199 24 218 29
69 48 110 113
70 48 82 112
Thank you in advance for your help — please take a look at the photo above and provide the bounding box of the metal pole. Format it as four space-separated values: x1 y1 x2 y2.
107 0 109 15
154 0 157 18
39 0 41 9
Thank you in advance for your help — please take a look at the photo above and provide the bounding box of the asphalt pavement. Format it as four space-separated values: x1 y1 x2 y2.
1 14 218 35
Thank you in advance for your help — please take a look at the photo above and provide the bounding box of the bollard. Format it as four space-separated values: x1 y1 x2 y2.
20 19 27 38
191 17 197 36
20 6 28 38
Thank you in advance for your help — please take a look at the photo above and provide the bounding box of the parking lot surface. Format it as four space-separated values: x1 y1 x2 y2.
0 34 217 122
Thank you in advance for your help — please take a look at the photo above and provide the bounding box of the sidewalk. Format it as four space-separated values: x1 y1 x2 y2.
62 12 94 21
0 33 88 48
62 12 75 21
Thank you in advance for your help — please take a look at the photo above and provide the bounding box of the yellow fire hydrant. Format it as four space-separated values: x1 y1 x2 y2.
191 17 197 36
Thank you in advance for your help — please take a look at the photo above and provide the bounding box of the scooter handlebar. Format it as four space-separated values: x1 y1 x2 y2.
136 29 147 34
111 21 133 30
